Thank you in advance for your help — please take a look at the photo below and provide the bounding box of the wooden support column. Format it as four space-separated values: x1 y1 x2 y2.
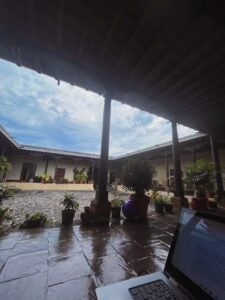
96 91 112 202
32 158 37 180
91 90 112 225
91 161 95 182
165 153 169 185
192 149 196 164
171 121 185 204
210 135 224 196
165 153 170 191
44 157 49 175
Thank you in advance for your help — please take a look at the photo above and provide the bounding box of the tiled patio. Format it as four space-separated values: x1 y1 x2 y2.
0 213 178 300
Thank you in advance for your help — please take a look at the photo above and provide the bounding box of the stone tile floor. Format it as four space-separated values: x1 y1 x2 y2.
0 213 178 300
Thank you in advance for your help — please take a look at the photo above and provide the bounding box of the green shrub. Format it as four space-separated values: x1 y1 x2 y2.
121 158 156 197
111 197 123 207
61 193 79 210
0 207 12 225
0 183 15 202
59 178 69 184
20 212 47 228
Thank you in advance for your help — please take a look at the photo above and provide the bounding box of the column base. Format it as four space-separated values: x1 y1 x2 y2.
90 198 111 225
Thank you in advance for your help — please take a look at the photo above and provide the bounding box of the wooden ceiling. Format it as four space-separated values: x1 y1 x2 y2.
0 0 225 136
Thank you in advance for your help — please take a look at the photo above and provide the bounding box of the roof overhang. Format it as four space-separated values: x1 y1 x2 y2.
0 1 225 136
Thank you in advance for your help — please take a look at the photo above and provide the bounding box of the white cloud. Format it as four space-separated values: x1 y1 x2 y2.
0 59 197 156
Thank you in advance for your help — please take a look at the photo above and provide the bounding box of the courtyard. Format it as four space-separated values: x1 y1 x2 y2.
0 212 177 300
1 189 132 227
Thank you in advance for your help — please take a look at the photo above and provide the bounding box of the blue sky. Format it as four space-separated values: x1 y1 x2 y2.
0 59 196 156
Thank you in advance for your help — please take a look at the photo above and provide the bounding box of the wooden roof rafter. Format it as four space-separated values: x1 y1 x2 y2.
78 0 97 58
148 16 220 95
112 1 154 73
56 0 65 51
98 2 125 62
161 46 225 106
173 64 225 110
186 86 225 111
27 0 42 73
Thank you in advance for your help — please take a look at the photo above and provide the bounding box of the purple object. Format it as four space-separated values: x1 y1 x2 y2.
122 198 136 219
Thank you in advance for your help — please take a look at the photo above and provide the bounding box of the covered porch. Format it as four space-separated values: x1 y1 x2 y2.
0 1 225 299
1 0 224 224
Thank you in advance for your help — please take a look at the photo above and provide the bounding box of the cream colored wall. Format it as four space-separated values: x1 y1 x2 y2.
151 150 225 187
6 154 92 182
7 155 23 180
151 158 167 186
35 159 46 176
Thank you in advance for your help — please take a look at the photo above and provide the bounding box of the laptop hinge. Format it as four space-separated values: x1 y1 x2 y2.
164 270 170 278
168 277 194 300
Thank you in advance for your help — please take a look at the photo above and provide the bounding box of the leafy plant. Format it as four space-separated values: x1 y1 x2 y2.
73 168 88 183
121 158 156 197
41 173 49 181
111 197 123 207
0 156 11 181
20 212 47 228
61 193 79 210
0 207 12 225
0 183 15 202
60 178 69 183
184 160 214 197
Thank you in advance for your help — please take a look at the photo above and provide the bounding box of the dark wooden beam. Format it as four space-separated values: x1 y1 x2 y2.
210 135 224 195
173 70 225 109
139 15 211 87
78 0 96 58
159 44 225 101
56 0 64 50
171 120 185 201
191 96 224 114
150 21 219 93
112 1 153 72
183 86 225 111
98 2 124 61
27 0 42 73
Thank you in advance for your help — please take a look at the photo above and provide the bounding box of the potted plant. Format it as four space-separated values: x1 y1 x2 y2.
164 194 173 213
121 158 156 220
20 212 47 228
111 197 123 219
151 191 165 213
61 193 79 225
74 168 88 183
208 194 218 209
184 160 213 210
0 155 11 182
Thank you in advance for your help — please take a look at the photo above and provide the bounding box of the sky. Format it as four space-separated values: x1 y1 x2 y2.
0 58 196 156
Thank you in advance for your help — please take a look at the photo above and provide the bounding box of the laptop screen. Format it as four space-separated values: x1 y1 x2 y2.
165 208 225 300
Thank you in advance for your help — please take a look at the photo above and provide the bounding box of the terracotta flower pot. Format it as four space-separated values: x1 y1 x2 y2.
191 197 208 210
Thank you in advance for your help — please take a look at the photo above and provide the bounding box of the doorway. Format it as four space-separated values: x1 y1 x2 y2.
20 163 34 181
54 168 65 182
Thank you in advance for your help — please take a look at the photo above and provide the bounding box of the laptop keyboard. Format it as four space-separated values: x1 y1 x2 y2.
129 279 178 300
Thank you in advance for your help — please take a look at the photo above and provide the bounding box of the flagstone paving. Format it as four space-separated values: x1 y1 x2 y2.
0 213 178 300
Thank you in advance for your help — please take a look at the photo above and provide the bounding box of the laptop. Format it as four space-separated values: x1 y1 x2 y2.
96 208 225 300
